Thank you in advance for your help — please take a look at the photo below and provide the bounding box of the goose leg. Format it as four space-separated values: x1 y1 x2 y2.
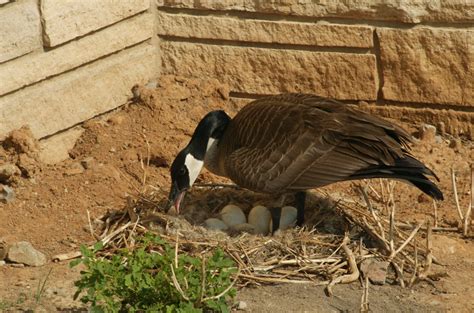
295 191 306 227
269 207 282 234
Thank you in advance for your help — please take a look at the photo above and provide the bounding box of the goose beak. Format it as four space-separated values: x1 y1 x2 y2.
168 184 186 214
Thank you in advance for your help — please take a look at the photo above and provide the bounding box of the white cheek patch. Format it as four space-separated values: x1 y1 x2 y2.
184 154 204 186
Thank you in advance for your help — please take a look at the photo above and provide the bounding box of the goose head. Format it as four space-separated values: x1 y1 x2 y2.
169 110 230 213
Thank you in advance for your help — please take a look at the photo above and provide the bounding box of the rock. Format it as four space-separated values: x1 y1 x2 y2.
378 28 473 106
38 127 84 164
220 204 246 227
237 300 248 310
161 42 377 101
437 122 446 136
108 115 126 126
158 12 373 48
1 14 153 97
4 126 39 155
7 241 47 266
0 260 5 266
64 162 85 176
0 185 15 203
17 153 39 178
449 138 462 152
0 163 21 183
230 223 257 235
81 157 95 169
0 0 41 63
204 218 228 231
159 0 473 23
0 43 156 140
360 259 389 285
41 0 149 47
418 124 437 142
248 205 271 235
269 206 298 231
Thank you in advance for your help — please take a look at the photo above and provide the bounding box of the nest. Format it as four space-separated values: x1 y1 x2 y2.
55 181 439 297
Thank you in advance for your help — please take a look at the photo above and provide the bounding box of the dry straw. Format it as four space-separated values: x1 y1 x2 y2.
54 179 455 296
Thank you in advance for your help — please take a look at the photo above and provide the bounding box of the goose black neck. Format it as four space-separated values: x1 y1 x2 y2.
187 110 230 160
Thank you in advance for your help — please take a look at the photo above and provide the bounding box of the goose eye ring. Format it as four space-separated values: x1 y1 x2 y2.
179 168 186 175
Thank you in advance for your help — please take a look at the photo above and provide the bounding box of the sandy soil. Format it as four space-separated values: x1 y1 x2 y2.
0 76 472 312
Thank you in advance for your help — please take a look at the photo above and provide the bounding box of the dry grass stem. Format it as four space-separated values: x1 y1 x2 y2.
451 168 464 221
325 236 359 296
464 164 473 236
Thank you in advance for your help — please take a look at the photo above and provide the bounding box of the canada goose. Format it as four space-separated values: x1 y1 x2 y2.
168 94 443 231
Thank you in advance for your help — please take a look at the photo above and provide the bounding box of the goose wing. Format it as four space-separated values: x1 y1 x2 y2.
221 94 412 193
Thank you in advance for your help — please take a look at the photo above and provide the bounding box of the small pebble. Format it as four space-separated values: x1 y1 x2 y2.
418 124 436 142
248 205 271 235
237 300 248 310
0 163 20 182
0 185 15 203
204 218 228 231
220 204 246 227
64 162 84 176
449 138 462 152
81 157 95 169
0 260 5 266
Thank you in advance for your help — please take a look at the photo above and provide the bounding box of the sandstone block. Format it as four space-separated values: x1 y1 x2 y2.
0 0 40 63
161 42 377 100
159 0 474 23
0 13 153 96
158 12 373 48
378 28 473 106
41 0 150 47
38 127 84 164
0 43 157 139
0 0 11 4
358 103 474 139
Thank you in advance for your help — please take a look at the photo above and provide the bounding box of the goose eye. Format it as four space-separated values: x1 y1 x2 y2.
179 168 186 175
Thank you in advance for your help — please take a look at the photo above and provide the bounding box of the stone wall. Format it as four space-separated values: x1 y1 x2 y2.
157 0 474 139
0 0 158 160
0 0 473 154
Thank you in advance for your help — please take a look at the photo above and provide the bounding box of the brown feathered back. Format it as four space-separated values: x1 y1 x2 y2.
217 94 413 193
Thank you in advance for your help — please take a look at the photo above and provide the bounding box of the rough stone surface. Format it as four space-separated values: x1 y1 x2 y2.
41 0 149 47
359 104 474 139
159 0 474 23
161 42 377 100
158 12 373 48
0 43 157 139
419 124 437 142
0 185 15 203
0 163 20 182
0 13 153 96
0 0 41 63
378 28 473 106
360 259 389 285
7 241 47 266
38 127 84 164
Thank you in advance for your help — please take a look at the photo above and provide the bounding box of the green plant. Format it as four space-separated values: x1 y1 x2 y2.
71 234 237 312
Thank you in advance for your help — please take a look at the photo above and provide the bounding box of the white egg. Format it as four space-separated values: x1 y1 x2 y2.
204 218 228 231
269 206 297 232
231 223 257 235
220 204 246 227
248 205 271 235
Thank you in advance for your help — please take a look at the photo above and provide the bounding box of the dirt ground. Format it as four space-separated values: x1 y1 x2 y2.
0 76 473 312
